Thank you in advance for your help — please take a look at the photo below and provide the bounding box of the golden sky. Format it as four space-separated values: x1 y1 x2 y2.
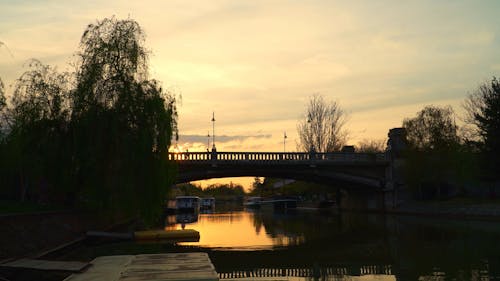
1 1 500 188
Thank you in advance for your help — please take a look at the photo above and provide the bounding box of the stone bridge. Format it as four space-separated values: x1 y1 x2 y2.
168 128 408 209
168 151 390 189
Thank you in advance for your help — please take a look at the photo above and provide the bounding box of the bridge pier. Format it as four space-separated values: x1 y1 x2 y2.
337 188 388 211
385 128 408 209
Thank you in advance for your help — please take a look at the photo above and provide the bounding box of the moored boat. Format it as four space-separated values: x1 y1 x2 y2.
244 196 262 208
200 197 216 210
175 196 201 212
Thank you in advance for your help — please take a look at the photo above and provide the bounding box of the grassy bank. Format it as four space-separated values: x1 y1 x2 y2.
0 200 65 215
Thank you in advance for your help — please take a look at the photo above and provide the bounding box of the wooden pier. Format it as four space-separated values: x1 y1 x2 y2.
63 253 218 281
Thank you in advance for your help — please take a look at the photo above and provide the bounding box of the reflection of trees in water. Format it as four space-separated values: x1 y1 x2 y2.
253 211 388 248
243 211 500 280
386 216 500 280
198 213 243 223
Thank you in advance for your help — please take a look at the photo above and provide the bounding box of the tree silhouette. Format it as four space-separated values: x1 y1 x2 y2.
69 17 178 220
356 139 386 153
464 77 500 179
403 105 459 151
297 94 348 152
0 17 178 222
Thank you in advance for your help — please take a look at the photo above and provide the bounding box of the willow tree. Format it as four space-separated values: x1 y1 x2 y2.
70 17 178 221
2 60 71 202
297 94 348 152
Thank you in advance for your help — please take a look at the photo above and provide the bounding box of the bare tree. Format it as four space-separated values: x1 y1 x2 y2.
356 139 386 153
297 94 349 152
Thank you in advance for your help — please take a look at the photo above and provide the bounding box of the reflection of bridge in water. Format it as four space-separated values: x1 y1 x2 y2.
218 264 393 279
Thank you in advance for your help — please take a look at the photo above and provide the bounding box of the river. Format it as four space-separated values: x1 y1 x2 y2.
60 207 500 280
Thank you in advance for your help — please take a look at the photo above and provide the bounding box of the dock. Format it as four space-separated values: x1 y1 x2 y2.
1 258 89 272
63 253 218 281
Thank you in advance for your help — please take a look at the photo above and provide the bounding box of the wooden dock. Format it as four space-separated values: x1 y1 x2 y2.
63 253 219 281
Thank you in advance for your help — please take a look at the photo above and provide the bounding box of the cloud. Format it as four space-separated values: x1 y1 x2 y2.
179 133 272 144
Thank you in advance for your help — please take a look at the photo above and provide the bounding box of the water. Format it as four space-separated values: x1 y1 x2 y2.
63 208 500 280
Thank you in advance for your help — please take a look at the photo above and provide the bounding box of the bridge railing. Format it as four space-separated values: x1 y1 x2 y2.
168 151 387 163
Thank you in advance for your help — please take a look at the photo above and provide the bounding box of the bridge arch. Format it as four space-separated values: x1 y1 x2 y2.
170 151 389 190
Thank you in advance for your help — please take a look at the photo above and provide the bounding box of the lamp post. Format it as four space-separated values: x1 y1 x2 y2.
283 131 287 161
307 115 314 153
283 131 287 152
211 112 216 151
207 131 210 151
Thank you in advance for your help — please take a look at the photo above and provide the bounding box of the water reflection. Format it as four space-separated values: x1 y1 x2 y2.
170 211 298 250
164 210 500 280
64 208 500 280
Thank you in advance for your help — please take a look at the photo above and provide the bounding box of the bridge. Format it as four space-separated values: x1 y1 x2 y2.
168 151 390 189
168 128 407 209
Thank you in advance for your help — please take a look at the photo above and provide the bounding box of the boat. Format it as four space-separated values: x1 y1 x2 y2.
244 196 298 210
175 196 201 212
244 196 263 208
200 197 215 211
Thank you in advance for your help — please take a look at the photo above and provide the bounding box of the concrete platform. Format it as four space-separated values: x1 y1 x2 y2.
63 253 219 281
1 258 89 272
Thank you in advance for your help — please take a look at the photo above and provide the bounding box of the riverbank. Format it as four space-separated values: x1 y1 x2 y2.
390 198 500 220
0 211 133 262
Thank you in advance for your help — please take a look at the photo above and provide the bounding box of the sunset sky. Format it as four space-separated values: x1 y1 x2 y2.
1 1 500 187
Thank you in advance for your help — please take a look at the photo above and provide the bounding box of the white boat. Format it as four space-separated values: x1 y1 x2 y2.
175 196 201 212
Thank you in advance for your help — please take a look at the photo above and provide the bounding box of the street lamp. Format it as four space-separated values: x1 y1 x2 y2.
283 131 287 153
307 115 314 153
207 131 210 151
211 112 216 151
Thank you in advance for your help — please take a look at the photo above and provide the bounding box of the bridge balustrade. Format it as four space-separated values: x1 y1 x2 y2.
168 151 387 164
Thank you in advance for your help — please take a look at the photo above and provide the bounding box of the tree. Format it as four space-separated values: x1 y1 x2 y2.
249 177 264 196
402 105 469 199
0 17 179 219
297 94 348 152
0 77 6 137
2 60 71 202
463 77 500 178
356 139 386 153
0 77 5 113
403 105 459 151
69 17 178 221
